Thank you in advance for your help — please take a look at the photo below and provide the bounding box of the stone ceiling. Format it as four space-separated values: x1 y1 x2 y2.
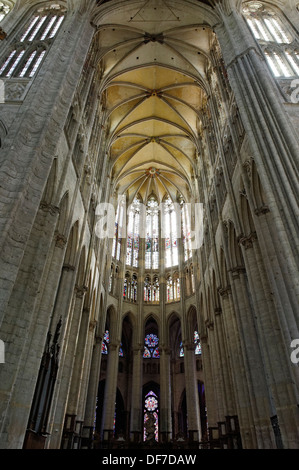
93 0 218 204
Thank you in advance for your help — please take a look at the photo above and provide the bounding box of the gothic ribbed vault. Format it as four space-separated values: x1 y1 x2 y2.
93 0 218 203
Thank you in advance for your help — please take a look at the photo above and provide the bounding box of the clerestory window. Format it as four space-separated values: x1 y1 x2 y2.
243 1 298 78
0 3 66 78
0 1 11 22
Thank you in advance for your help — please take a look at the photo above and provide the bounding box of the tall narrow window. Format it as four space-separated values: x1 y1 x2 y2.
145 195 159 270
143 391 159 442
112 196 125 261
243 2 297 78
163 195 179 268
194 331 202 355
101 330 109 355
130 274 138 302
181 198 192 261
144 275 151 302
179 331 201 357
101 330 123 357
152 275 159 303
0 4 66 78
126 196 141 267
166 275 173 302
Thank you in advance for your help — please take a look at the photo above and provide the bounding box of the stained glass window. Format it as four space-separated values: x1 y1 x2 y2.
130 274 138 302
145 196 159 269
101 330 109 355
167 276 173 302
179 332 201 356
126 197 141 267
181 198 192 261
101 330 124 356
194 331 202 355
112 196 125 261
144 391 159 442
144 275 159 303
143 333 159 358
163 196 179 268
144 276 151 302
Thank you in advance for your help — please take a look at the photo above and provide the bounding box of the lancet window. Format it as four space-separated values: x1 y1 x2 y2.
143 391 159 442
126 196 141 268
0 3 66 78
145 195 159 270
243 2 298 78
179 331 202 357
112 196 125 261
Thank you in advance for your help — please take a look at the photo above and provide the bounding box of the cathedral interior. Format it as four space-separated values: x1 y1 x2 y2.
0 0 298 450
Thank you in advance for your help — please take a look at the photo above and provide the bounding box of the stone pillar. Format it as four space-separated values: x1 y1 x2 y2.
239 233 299 448
183 342 201 443
227 263 275 449
83 335 103 436
214 1 299 345
159 347 172 442
47 283 87 448
129 347 143 443
100 342 120 441
200 335 217 428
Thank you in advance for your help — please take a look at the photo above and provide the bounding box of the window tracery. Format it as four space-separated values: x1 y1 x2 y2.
143 333 159 359
145 195 159 270
126 196 141 268
144 275 159 303
166 273 180 302
143 391 159 442
0 3 66 78
163 195 179 268
0 2 11 22
243 2 298 78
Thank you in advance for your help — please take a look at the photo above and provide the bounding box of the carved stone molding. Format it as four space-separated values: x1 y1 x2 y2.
2 78 31 102
218 285 232 297
254 205 270 216
40 201 60 216
75 284 88 298
238 231 257 249
89 320 97 331
55 232 67 248
62 263 76 272
205 319 214 330
230 265 246 278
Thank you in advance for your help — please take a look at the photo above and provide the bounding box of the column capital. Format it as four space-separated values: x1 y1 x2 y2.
230 265 246 279
238 231 257 250
218 285 232 298
55 231 67 249
75 284 88 298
